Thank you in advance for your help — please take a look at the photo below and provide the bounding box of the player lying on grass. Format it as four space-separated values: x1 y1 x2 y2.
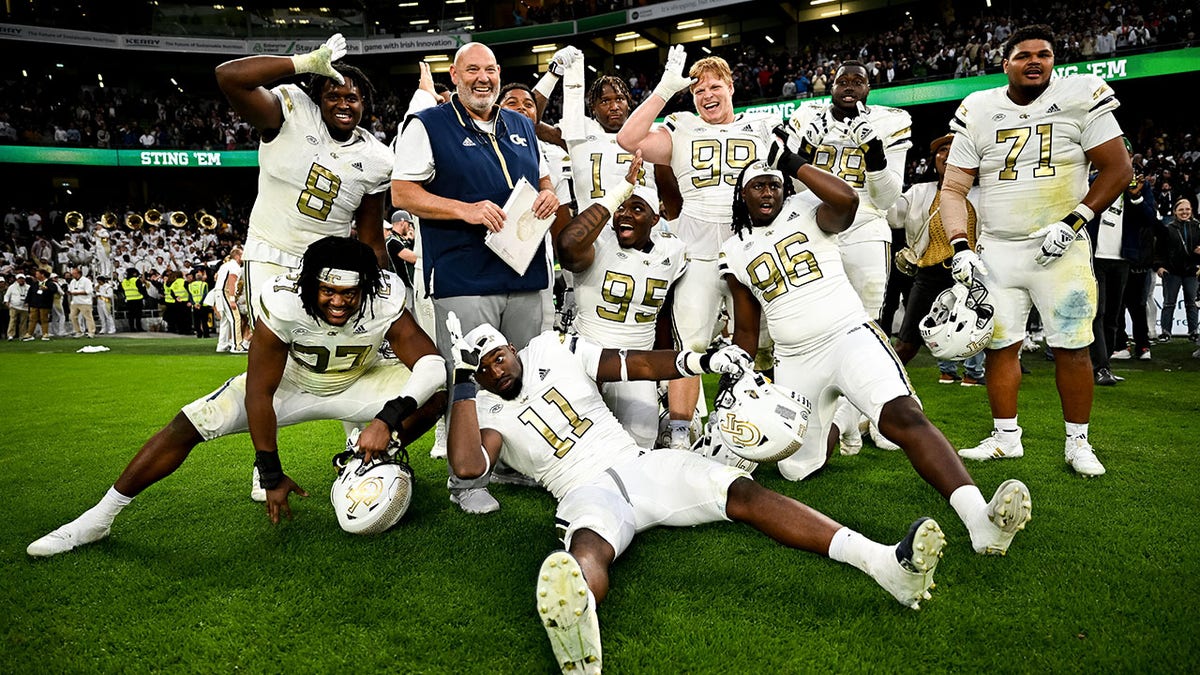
443 313 947 675
28 237 447 557
720 149 1030 555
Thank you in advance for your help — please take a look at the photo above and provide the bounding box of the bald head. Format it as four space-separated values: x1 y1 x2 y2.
451 42 501 119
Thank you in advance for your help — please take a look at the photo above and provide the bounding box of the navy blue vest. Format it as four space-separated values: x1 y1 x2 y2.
412 96 548 298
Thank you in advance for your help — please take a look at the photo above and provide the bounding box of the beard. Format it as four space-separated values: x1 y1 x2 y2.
459 83 498 116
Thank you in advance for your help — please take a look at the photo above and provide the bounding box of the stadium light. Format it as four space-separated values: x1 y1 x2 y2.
701 46 712 54
446 0 465 3
615 31 639 41
677 19 704 30
765 35 775 44
455 15 472 21
810 0 837 4
21 69 27 77
398 2 418 6
531 44 557 53
410 18 429 25
55 63 64 68
587 65 597 73
831 23 840 32
423 54 448 62
97 73 103 81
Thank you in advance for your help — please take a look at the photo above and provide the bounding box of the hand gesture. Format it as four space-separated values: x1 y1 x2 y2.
951 247 988 284
417 61 436 97
788 109 829 163
1029 219 1079 266
704 342 754 375
624 150 643 186
767 124 805 176
653 45 694 102
292 33 346 85
548 46 583 77
446 311 482 372
846 102 879 147
265 474 308 525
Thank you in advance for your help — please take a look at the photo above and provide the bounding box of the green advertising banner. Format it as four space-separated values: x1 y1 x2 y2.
0 147 259 167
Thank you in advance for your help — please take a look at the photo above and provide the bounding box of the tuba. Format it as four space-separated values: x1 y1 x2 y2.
101 211 118 228
125 212 144 230
144 208 163 227
199 213 218 230
65 211 84 232
170 211 189 228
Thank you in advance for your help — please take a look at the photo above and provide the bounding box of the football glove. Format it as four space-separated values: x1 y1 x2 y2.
1029 216 1083 267
702 342 754 376
652 45 693 102
766 125 808 177
291 33 346 85
846 102 886 171
788 109 829 165
894 246 919 277
445 311 481 377
950 239 988 284
547 46 583 77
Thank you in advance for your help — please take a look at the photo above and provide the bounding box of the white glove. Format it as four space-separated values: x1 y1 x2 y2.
788 109 829 162
445 311 481 373
845 102 879 147
291 33 346 85
1029 219 1080 267
703 343 754 375
652 45 693 102
950 247 988 284
548 46 583 77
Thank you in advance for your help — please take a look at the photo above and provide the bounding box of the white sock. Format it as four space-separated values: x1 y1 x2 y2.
1065 421 1089 441
828 526 889 576
993 417 1019 439
834 400 859 437
80 486 133 527
949 484 990 548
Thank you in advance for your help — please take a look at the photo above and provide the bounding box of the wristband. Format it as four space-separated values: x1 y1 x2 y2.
254 450 284 490
675 351 704 377
779 150 808 179
533 71 560 100
452 381 478 402
618 349 629 382
1064 203 1095 232
597 181 635 216
375 395 417 431
453 368 476 386
951 237 971 254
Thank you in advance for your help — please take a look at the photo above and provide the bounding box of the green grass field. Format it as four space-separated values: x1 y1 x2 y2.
2 336 1198 673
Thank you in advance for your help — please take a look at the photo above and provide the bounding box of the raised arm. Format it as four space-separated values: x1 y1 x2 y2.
616 45 693 165
556 152 642 272
215 33 346 134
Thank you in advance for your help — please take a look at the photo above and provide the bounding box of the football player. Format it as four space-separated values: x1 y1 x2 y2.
215 34 394 322
788 60 913 452
27 237 447 558
444 316 946 675
940 24 1133 477
720 157 1030 557
555 153 688 446
617 46 777 449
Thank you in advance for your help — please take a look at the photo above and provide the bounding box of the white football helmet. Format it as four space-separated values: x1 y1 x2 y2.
708 369 812 463
920 281 995 360
330 430 414 535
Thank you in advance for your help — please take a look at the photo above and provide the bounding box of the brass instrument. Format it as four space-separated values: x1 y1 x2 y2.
170 211 189 228
65 211 84 232
125 212 144 230
101 212 118 228
144 208 163 227
193 209 208 225
199 213 218 230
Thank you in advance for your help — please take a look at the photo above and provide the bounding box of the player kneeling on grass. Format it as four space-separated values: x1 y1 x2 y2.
443 313 947 675
720 147 1031 556
28 237 447 557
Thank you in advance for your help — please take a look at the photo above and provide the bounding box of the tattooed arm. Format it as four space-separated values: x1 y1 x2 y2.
555 151 642 274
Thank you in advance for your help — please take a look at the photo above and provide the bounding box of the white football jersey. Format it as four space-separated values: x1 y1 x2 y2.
568 118 658 213
246 84 394 266
573 229 688 349
789 101 912 244
665 110 775 224
719 194 869 357
214 259 242 295
947 74 1122 241
476 332 644 500
257 270 407 396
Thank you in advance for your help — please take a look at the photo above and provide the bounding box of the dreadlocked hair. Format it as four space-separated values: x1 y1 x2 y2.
305 63 376 115
297 236 383 323
730 163 795 241
587 75 631 116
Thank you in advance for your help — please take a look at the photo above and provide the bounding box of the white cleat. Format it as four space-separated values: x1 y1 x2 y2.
875 518 945 610
1065 438 1106 477
430 420 448 459
27 520 111 557
450 487 500 514
250 466 267 503
975 479 1032 555
869 422 901 452
537 551 602 674
958 429 1024 461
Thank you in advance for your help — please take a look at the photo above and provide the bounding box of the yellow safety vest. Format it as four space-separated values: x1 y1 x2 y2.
121 277 143 301
188 279 209 304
